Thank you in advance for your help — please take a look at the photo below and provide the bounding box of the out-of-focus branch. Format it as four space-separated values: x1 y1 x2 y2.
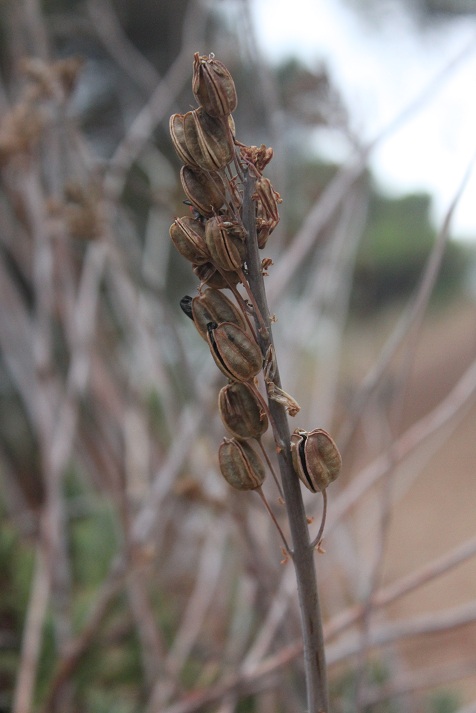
12 546 50 713
86 0 160 94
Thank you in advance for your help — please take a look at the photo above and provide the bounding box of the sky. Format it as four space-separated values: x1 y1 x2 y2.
249 0 476 241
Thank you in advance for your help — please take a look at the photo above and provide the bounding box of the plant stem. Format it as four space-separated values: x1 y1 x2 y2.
242 168 330 712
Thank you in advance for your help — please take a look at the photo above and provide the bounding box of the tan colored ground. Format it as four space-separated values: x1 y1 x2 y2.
346 298 476 706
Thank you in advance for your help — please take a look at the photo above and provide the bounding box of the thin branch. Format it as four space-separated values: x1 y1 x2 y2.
243 168 329 712
327 598 476 666
12 546 50 713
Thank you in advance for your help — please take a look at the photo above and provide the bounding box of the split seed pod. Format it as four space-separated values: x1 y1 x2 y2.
184 108 233 171
218 438 265 490
169 216 210 264
169 113 196 166
205 216 246 272
290 428 342 493
191 288 247 340
206 321 262 382
192 262 240 289
170 110 233 171
192 52 237 118
180 165 226 217
219 382 268 439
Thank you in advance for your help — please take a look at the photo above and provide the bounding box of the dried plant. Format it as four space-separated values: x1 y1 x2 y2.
1 2 476 713
168 52 344 711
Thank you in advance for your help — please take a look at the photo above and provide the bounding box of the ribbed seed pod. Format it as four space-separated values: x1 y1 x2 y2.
192 52 237 118
218 438 265 490
205 216 246 272
180 165 225 217
169 113 196 166
192 262 240 289
206 321 262 382
191 288 247 340
290 428 342 493
183 108 233 171
169 216 210 264
218 382 268 439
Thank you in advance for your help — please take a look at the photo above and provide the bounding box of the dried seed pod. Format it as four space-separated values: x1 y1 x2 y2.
291 428 342 493
206 321 262 382
253 177 282 249
169 113 196 166
191 288 247 340
219 382 268 439
205 216 246 272
169 216 210 264
183 108 233 171
218 438 265 490
180 165 226 217
192 52 237 117
192 262 240 289
239 143 274 172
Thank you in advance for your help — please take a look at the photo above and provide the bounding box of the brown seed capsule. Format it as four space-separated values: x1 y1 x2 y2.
290 428 341 492
169 113 196 166
253 177 282 249
219 382 268 439
206 321 262 382
192 52 237 118
191 288 247 340
169 216 210 264
192 262 240 289
205 216 246 272
183 108 233 171
218 438 265 490
180 165 226 217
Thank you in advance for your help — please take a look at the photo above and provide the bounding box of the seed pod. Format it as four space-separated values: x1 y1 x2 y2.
180 165 226 217
206 321 262 382
191 288 247 340
192 52 237 118
219 382 268 439
291 428 342 493
239 144 274 172
192 262 240 289
218 438 265 490
205 216 246 272
183 108 233 171
169 216 210 264
169 113 196 166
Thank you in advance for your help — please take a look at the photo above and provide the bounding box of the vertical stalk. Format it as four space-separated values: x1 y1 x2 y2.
242 169 329 712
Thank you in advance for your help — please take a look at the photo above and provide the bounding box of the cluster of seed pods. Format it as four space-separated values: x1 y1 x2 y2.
169 53 341 502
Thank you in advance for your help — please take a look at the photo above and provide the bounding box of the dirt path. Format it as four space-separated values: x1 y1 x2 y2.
342 298 476 707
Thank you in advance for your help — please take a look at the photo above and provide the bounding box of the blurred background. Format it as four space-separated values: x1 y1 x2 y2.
1 1 476 712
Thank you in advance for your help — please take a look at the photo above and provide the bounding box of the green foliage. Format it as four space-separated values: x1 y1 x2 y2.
0 509 35 708
330 660 400 713
426 690 460 713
